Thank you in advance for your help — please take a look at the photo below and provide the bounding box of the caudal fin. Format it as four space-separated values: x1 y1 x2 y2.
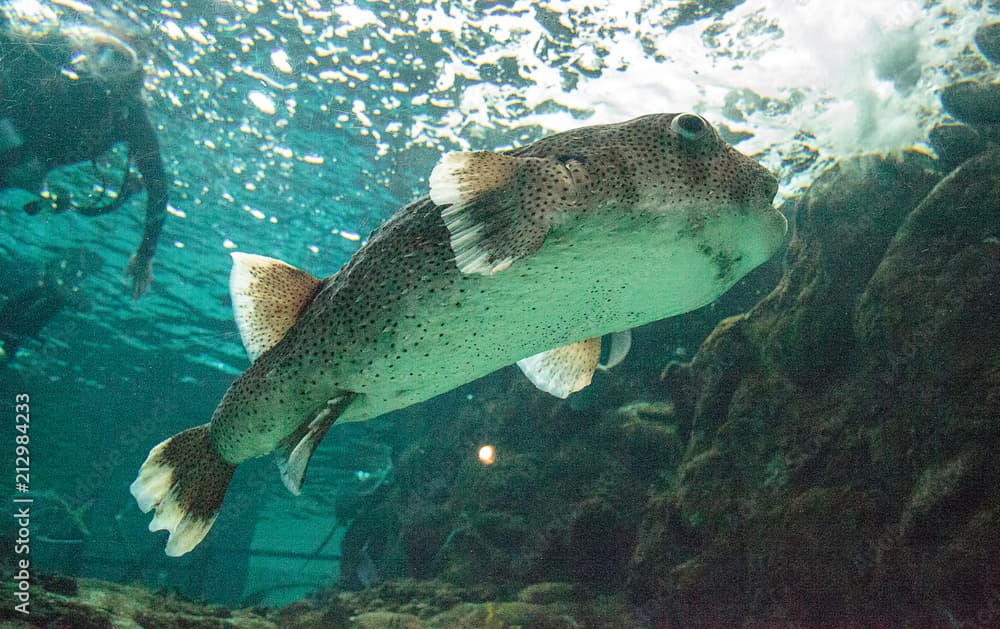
130 424 235 557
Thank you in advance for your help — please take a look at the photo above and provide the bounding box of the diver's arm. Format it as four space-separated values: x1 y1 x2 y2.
124 101 167 299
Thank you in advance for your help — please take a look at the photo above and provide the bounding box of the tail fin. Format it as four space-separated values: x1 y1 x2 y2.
130 424 235 557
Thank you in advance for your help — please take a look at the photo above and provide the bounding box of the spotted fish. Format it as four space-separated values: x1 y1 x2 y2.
131 113 787 556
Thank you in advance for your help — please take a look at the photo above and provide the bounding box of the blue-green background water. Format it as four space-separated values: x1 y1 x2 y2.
0 0 997 612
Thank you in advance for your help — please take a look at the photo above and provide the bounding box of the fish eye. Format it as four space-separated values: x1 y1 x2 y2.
671 113 710 140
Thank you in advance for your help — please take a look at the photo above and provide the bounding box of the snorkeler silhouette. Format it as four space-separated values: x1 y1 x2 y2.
0 10 167 298
0 249 103 363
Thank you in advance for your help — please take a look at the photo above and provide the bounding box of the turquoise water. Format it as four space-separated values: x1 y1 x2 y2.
1 0 999 623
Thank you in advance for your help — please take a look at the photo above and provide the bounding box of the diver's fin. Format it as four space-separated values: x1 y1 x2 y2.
429 151 581 275
598 329 632 371
229 252 322 361
516 337 601 399
275 395 353 495
130 423 236 557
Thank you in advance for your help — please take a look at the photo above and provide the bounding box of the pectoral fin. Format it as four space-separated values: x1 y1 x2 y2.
429 151 583 275
517 337 601 399
229 252 323 361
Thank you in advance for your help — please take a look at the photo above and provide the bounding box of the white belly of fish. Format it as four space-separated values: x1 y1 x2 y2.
333 207 773 424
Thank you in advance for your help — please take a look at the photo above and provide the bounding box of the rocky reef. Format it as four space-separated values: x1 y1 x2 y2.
0 573 275 629
637 147 999 624
0 573 638 628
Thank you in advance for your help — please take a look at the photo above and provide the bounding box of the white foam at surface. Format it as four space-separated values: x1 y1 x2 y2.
413 0 995 194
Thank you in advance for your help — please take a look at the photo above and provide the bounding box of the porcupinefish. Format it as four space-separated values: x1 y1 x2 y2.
131 113 787 556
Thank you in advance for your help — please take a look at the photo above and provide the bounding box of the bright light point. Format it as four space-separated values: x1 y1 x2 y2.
160 20 184 41
271 48 293 74
173 241 185 249
478 445 496 466
248 90 276 115
339 230 361 242
223 238 237 249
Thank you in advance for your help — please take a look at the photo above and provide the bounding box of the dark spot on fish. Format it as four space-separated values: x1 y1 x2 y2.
712 249 738 281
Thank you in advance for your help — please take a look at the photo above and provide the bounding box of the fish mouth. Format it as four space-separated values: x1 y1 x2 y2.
757 204 789 260
762 181 784 238
769 205 789 240
754 169 787 246
725 202 788 273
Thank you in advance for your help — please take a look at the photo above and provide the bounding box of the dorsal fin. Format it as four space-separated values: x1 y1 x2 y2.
229 252 322 361
516 337 601 399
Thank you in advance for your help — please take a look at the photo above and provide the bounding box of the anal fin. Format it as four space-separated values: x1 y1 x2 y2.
276 395 354 495
516 337 601 399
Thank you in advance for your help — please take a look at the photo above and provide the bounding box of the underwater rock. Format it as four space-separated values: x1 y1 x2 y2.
297 578 637 628
0 574 275 628
426 595 640 628
856 148 1000 377
974 21 1000 63
928 123 987 172
310 578 477 621
613 405 684 480
0 570 640 629
516 581 587 605
37 573 78 597
429 601 577 628
940 80 1000 125
614 400 675 422
632 150 1000 624
350 611 424 628
851 148 1000 617
751 152 938 382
